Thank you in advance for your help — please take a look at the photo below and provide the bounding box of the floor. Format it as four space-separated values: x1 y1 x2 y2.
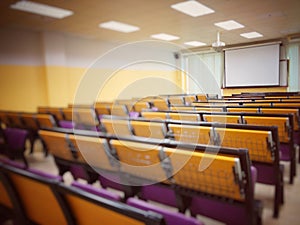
10 140 300 225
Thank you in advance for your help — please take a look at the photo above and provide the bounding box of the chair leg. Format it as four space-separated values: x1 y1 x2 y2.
190 211 197 218
296 144 300 164
43 148 48 157
55 162 70 177
87 171 99 184
42 141 48 157
254 200 263 225
280 165 285 205
273 182 281 218
272 165 285 218
29 137 35 154
175 193 190 213
22 155 28 168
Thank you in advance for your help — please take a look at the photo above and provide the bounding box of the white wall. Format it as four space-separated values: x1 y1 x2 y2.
182 51 223 96
288 43 300 91
0 28 43 65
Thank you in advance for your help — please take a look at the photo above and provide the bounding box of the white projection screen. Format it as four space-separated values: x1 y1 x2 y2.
224 44 280 87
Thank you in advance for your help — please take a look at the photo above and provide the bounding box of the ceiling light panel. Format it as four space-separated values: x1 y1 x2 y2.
151 33 180 41
10 1 73 19
99 21 140 33
171 0 214 17
184 41 207 47
240 32 263 39
214 20 245 30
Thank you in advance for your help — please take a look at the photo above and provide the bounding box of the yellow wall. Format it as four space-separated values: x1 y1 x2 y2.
68 68 182 105
98 69 182 101
0 65 48 112
0 65 86 111
44 66 69 107
222 86 287 97
0 65 181 111
44 66 89 107
67 67 87 104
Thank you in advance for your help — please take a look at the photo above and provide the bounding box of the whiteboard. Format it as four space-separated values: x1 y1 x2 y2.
224 44 280 87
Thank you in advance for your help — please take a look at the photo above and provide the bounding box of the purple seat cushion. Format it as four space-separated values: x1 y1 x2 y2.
59 120 75 129
127 198 203 225
89 126 99 132
71 181 122 202
189 196 247 225
140 184 177 208
280 143 291 161
98 174 125 191
0 157 63 181
75 124 99 131
252 162 282 185
98 115 104 121
293 131 300 145
69 165 88 180
129 111 140 118
27 168 63 181
4 128 28 149
251 166 257 191
0 158 26 169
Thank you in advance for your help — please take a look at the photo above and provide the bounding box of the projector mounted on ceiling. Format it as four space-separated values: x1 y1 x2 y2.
212 32 225 52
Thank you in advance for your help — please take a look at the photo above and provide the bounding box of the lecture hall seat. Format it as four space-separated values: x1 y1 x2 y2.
1 128 29 167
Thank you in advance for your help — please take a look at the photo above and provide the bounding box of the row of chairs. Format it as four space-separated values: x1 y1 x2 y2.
63 93 208 119
100 115 284 218
208 98 300 104
0 92 298 224
139 110 296 182
0 111 59 154
104 93 229 112
38 128 261 225
171 105 300 129
141 110 292 140
35 105 296 150
166 94 300 144
34 94 241 126
28 105 292 217
5 103 295 183
170 105 300 172
37 93 300 119
39 103 142 120
0 160 205 225
196 101 300 108
167 105 300 161
109 94 209 113
218 94 300 146
223 91 300 99
0 111 57 130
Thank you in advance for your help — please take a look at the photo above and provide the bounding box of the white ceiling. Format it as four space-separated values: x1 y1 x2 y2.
1 0 300 47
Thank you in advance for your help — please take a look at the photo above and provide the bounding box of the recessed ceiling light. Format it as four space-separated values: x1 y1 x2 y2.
214 20 245 30
151 33 180 41
184 41 207 47
240 32 263 39
171 0 214 17
99 21 140 33
10 1 73 19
